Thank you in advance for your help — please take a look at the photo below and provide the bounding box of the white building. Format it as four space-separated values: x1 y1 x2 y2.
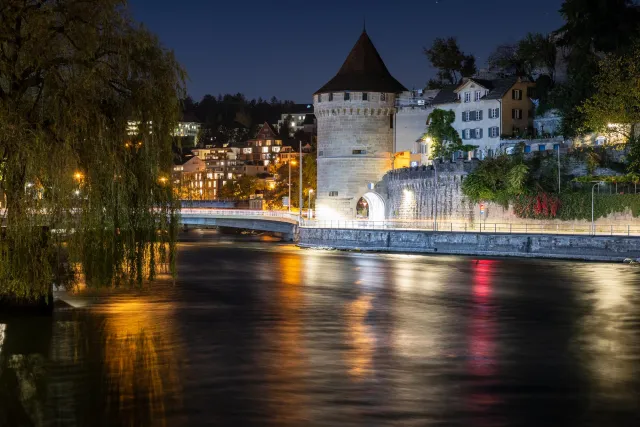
277 105 315 136
428 77 535 159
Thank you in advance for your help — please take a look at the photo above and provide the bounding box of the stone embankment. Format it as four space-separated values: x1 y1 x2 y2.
299 228 640 261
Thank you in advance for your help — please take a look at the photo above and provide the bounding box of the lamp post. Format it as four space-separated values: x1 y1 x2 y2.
288 157 295 212
308 189 314 219
591 182 601 235
299 141 303 222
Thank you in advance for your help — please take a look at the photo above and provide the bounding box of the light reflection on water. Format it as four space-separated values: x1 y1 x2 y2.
0 233 639 426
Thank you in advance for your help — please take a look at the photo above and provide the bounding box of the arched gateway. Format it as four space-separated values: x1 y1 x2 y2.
357 192 385 221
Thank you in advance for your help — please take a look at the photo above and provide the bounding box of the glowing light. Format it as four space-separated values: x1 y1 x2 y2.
0 324 5 355
158 176 168 185
73 171 84 181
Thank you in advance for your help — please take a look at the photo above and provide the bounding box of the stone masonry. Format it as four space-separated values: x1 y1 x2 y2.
314 91 396 219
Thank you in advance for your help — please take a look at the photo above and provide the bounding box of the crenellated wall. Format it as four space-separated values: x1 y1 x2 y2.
383 161 478 221
382 161 638 227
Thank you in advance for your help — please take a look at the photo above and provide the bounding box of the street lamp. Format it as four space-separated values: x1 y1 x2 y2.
288 159 297 212
308 189 314 219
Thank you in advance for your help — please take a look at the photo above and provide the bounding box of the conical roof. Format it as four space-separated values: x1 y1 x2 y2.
315 30 407 94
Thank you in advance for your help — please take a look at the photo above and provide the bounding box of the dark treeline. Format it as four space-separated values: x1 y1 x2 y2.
181 93 310 147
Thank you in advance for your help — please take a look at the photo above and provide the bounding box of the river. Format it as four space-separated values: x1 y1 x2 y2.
1 229 639 426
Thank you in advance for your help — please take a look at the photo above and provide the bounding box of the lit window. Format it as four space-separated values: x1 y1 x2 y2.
227 173 232 179
262 147 269 153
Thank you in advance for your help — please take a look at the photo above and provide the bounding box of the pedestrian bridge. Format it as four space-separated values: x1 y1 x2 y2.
179 209 300 241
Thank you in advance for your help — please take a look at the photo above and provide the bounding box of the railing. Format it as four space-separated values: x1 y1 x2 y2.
300 219 640 236
179 208 300 222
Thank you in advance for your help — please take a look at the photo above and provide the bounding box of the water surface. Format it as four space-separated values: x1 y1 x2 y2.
1 230 640 426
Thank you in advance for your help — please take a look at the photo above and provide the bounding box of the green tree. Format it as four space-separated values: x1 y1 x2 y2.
581 42 640 140
488 33 556 82
426 109 476 159
552 0 640 137
0 0 185 301
218 175 258 200
424 37 476 88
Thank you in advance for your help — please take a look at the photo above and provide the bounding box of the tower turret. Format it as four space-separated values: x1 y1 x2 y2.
313 30 407 220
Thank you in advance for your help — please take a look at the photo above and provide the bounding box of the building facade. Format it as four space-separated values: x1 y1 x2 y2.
313 30 407 221
429 77 535 159
239 122 283 166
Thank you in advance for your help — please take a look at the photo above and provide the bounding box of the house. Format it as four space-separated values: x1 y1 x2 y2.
428 77 535 159
277 104 315 136
239 122 284 166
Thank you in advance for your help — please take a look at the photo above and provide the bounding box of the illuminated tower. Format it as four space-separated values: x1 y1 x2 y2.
313 30 407 220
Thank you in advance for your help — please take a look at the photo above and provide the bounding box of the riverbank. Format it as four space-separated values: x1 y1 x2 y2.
298 228 640 262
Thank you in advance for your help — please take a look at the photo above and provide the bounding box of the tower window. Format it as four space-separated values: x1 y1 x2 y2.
344 92 350 101
317 94 322 103
362 93 368 101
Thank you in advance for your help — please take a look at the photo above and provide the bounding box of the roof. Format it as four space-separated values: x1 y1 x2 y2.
253 122 278 140
315 30 407 94
180 112 200 123
431 77 521 105
430 85 460 105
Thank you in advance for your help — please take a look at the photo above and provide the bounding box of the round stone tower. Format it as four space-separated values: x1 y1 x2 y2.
313 30 407 221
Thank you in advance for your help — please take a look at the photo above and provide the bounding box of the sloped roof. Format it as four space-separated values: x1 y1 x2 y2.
431 77 521 105
254 122 278 140
315 30 407 94
431 85 460 105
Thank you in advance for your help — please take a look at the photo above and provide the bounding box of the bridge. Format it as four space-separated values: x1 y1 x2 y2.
178 209 640 238
179 209 300 241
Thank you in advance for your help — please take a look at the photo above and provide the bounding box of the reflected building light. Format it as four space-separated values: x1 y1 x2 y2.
0 323 5 355
346 294 374 379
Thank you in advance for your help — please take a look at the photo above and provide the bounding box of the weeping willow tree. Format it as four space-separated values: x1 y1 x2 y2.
0 0 185 303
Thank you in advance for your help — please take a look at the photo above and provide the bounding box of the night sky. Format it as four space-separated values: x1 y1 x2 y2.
128 0 565 103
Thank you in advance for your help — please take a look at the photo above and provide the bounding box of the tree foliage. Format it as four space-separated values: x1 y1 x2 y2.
580 42 640 140
552 0 640 137
0 0 185 300
488 34 556 82
218 175 259 200
426 109 476 159
424 37 476 88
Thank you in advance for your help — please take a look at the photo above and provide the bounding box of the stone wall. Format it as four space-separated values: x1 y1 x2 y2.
382 161 477 221
299 228 640 261
382 160 638 227
314 92 396 220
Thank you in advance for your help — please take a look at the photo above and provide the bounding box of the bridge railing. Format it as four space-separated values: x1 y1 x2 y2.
179 208 300 222
300 219 640 236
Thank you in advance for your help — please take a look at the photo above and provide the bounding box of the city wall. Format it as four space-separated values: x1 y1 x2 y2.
298 228 640 261
380 161 637 228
